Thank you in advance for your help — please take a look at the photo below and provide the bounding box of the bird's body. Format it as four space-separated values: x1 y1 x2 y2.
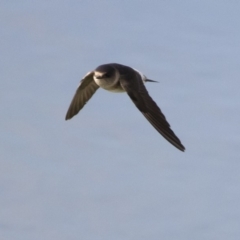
65 63 185 151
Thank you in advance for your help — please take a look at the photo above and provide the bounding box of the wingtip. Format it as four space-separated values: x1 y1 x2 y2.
180 147 186 152
65 113 72 121
177 144 185 152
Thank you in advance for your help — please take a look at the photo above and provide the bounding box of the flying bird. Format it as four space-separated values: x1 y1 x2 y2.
65 63 185 151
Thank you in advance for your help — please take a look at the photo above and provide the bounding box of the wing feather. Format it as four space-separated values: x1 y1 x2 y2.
120 73 185 151
65 72 99 120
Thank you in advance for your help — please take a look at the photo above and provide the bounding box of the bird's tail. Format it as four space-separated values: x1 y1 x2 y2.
145 79 158 83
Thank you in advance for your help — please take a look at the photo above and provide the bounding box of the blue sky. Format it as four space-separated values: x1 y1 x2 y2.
1 1 240 239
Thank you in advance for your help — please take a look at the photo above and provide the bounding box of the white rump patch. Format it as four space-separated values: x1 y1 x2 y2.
133 68 147 82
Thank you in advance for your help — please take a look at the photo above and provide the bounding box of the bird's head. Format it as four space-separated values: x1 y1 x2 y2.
94 64 115 79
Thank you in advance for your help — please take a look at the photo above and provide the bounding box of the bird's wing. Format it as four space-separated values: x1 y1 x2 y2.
65 71 99 120
120 74 185 151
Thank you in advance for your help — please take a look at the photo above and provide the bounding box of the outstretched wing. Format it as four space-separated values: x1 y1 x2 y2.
120 74 185 151
65 71 99 120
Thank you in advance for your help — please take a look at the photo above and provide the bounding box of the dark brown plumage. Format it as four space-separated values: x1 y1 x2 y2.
65 63 185 151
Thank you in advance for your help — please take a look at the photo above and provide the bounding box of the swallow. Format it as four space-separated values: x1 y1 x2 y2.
65 63 185 151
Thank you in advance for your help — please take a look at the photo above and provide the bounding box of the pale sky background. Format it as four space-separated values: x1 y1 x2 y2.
1 1 240 240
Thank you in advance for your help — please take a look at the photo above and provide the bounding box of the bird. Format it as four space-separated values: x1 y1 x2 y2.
65 63 185 151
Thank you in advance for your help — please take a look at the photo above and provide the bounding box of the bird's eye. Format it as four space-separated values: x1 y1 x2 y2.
104 73 110 78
